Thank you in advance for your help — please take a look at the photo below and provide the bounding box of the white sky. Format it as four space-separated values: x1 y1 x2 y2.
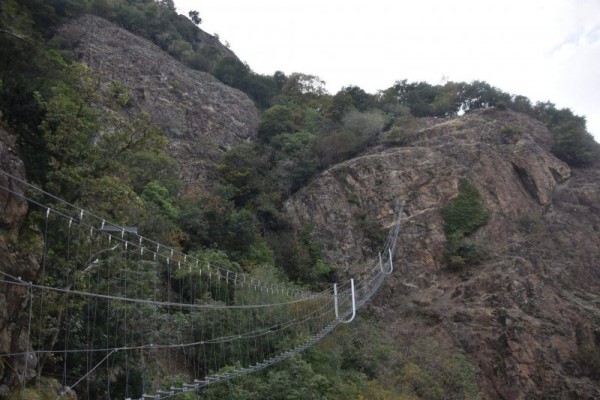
175 0 600 140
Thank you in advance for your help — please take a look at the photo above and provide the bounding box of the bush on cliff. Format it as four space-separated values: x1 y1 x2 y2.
441 180 489 269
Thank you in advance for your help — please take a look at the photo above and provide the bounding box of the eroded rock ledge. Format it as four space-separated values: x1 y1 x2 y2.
286 109 600 399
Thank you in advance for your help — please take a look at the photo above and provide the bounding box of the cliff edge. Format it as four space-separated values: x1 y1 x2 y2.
285 109 600 399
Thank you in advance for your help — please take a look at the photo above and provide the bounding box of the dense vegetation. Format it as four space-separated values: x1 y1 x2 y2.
1 0 599 399
441 180 490 269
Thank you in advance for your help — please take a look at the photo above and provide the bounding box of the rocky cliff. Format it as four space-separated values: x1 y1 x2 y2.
0 127 39 393
58 14 259 187
285 109 600 399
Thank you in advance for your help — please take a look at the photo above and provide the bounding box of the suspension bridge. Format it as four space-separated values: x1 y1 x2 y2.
0 169 401 399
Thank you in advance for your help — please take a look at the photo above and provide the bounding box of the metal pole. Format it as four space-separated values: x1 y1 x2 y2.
340 279 356 324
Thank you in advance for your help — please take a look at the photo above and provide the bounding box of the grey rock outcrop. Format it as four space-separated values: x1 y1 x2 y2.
285 109 600 399
58 14 259 187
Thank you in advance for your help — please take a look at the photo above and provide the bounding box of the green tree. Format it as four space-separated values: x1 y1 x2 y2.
281 73 327 98
218 143 271 205
141 182 180 221
270 131 319 191
458 81 511 112
214 56 250 87
328 90 354 122
158 0 175 11
188 10 201 25
241 72 278 109
178 187 259 261
531 102 600 166
258 105 296 141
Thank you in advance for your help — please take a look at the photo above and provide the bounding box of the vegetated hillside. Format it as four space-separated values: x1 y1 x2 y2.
58 14 258 187
3 1 600 399
285 108 600 399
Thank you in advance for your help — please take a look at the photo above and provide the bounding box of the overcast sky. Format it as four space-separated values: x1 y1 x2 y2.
175 0 600 140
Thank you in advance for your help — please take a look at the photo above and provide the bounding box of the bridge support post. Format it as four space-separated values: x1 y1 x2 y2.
334 279 356 323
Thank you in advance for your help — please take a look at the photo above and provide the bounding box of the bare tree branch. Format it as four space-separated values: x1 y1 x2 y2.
0 28 33 44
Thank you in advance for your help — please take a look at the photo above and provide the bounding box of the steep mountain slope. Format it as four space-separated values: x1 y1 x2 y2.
58 14 258 187
285 109 600 399
3 4 599 397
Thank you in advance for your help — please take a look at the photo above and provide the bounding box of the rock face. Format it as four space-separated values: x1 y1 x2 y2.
58 14 259 187
285 109 600 399
0 127 39 389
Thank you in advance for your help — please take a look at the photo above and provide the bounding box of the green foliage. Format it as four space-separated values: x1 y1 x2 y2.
188 10 201 25
178 187 259 261
6 3 599 397
294 319 481 400
258 105 296 140
442 180 489 238
500 124 520 144
395 338 480 400
316 109 386 167
269 131 320 191
218 129 320 232
441 180 489 269
241 72 279 109
213 56 250 87
213 57 278 108
141 182 180 221
84 0 226 74
281 73 327 99
201 357 330 400
33 64 101 194
299 226 334 283
327 85 377 121
379 80 462 118
218 143 271 205
243 240 276 267
538 106 600 166
443 233 484 270
347 192 360 206
0 16 187 393
124 150 180 194
356 212 385 251
108 80 133 107
172 248 240 303
267 225 334 287
8 377 78 400
458 80 511 112
577 343 600 382
377 79 517 119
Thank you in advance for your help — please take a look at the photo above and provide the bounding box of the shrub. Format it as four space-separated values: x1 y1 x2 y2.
442 180 489 237
316 110 386 167
356 212 385 251
258 105 295 141
347 192 360 206
533 102 600 166
441 180 489 269
444 233 484 270
500 124 519 144
577 343 600 381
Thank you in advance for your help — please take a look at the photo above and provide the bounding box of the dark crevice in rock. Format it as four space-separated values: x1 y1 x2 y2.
512 162 541 204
